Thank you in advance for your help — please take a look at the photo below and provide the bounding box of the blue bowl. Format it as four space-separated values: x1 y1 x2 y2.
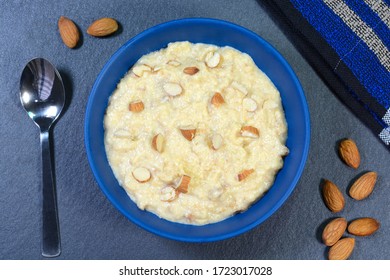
85 18 310 242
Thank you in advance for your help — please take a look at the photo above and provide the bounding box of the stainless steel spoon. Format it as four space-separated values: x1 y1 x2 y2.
20 58 64 257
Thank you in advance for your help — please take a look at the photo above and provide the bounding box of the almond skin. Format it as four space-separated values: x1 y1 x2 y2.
211 92 225 107
339 139 360 169
240 126 260 138
349 171 377 200
176 175 191 193
87 17 118 37
238 169 254 181
322 218 348 246
328 237 355 260
183 66 199 75
322 179 345 213
58 16 79 48
151 134 164 153
179 126 196 141
128 100 144 112
348 217 380 236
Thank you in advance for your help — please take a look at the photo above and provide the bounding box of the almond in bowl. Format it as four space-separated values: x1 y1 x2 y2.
104 41 288 225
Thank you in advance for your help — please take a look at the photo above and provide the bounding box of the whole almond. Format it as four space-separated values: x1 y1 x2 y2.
328 237 355 260
322 179 345 212
58 16 79 48
339 139 360 169
322 218 347 246
348 217 380 236
87 17 118 37
349 171 377 200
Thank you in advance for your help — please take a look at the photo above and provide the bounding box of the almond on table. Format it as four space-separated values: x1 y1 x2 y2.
338 138 360 169
87 17 118 37
322 179 345 213
58 16 80 48
349 171 377 200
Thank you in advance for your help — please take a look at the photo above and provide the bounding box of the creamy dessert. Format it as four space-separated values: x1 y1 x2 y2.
104 41 288 225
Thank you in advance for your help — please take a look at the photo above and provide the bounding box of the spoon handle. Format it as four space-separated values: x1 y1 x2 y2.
40 130 61 257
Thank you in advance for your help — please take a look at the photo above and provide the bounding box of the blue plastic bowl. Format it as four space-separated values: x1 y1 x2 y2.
85 18 310 242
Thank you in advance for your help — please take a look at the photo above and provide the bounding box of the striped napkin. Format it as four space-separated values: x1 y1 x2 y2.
264 0 390 150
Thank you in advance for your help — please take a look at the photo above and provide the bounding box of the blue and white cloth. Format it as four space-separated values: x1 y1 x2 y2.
265 0 390 150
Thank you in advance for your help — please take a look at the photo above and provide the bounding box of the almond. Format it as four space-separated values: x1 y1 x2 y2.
179 125 197 141
163 82 182 97
132 64 152 77
328 237 355 260
87 17 118 37
160 185 178 202
238 169 254 181
231 81 248 95
347 217 380 236
58 16 79 48
322 218 347 246
205 51 221 68
339 139 360 169
176 175 191 193
167 60 181 67
349 171 377 200
132 167 151 183
243 97 258 112
183 66 199 75
322 179 345 212
211 133 223 150
211 92 225 107
152 134 164 153
128 100 144 112
240 126 259 138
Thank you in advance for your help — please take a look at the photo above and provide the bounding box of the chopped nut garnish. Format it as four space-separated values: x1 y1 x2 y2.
151 134 164 153
132 64 152 77
129 100 144 112
240 126 259 138
211 92 225 107
160 185 178 202
243 97 257 112
183 66 199 75
176 175 191 193
179 125 197 141
132 167 151 183
211 133 223 150
163 82 183 96
205 51 221 68
238 169 254 181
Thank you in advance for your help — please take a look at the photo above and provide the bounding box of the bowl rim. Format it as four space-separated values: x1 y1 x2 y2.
85 17 310 242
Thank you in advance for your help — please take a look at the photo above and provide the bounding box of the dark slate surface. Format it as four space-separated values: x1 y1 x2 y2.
0 0 388 260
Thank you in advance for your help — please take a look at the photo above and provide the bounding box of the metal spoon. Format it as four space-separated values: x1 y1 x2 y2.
20 58 64 257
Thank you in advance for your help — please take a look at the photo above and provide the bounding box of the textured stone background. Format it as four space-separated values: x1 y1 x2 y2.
0 0 388 259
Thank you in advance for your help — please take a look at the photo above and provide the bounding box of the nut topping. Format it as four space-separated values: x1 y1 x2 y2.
240 126 260 138
179 125 197 141
132 167 151 183
163 82 183 96
152 134 164 153
128 100 144 112
243 97 258 112
211 92 225 107
205 51 221 68
183 66 199 75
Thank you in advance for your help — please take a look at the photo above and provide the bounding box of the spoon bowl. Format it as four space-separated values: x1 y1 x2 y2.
20 58 65 257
